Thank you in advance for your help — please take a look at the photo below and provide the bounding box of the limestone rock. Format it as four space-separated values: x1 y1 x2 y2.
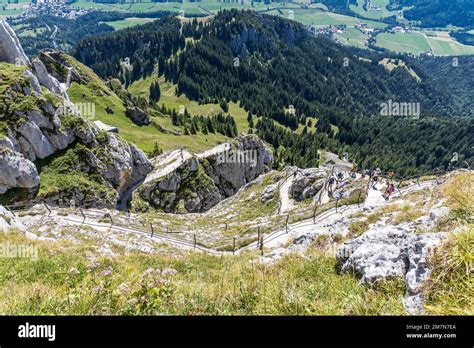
125 106 150 125
137 135 273 213
0 19 30 66
261 183 278 202
0 147 40 194
0 205 25 232
31 58 69 100
290 168 327 201
336 223 447 313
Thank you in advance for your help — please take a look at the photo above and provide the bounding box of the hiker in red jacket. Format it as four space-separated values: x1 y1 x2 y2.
384 183 395 200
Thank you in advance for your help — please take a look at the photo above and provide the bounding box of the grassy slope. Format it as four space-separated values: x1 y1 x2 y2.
102 17 156 31
129 75 249 133
0 228 405 315
376 32 474 56
0 171 471 315
66 56 239 154
0 63 28 137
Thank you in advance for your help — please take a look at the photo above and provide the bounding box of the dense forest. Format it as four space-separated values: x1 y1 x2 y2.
11 11 173 57
388 0 474 28
73 10 473 175
74 17 186 83
417 55 474 117
450 31 474 46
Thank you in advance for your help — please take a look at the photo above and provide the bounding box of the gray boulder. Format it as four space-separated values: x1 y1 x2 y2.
290 168 327 201
261 183 278 203
0 147 40 194
125 106 150 125
22 70 42 95
17 121 56 160
336 223 447 314
0 205 25 232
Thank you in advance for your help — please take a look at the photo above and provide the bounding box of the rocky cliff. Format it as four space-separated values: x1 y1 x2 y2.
0 21 153 207
135 134 273 213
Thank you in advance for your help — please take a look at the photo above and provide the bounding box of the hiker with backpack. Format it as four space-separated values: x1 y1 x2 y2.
328 175 336 196
384 183 395 200
371 170 378 189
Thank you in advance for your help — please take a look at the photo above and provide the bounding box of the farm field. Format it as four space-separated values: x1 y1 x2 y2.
335 26 369 48
103 16 155 30
265 7 386 28
0 0 30 17
376 31 474 56
349 0 396 20
73 0 283 15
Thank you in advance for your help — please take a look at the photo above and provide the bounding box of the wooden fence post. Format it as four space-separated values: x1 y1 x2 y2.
150 223 154 238
259 235 264 256
397 179 404 190
43 201 51 216
233 237 236 255
80 208 86 224
108 213 113 228
286 215 289 234
194 234 197 250
257 227 261 249
5 205 15 217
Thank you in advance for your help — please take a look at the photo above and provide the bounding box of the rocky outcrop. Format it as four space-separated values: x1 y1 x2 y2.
125 106 150 125
0 23 154 207
107 79 150 126
136 135 273 213
98 133 154 197
31 58 69 99
261 183 278 203
0 19 30 66
336 223 446 314
38 49 84 85
290 168 327 201
0 147 39 194
225 12 307 60
0 205 25 232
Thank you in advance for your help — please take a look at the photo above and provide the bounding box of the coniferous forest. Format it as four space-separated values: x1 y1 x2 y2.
73 10 474 176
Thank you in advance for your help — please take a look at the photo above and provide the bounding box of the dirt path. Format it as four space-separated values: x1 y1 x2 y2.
14 178 440 256
279 174 295 214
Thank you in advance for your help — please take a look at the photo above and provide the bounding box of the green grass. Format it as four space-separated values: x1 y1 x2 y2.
0 229 406 315
0 0 29 17
65 56 233 154
424 229 474 315
130 75 249 133
335 27 369 48
376 31 474 56
376 32 431 55
349 0 401 20
264 8 387 28
103 17 156 30
73 0 281 16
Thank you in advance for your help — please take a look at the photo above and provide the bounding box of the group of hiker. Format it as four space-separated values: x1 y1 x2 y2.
327 166 397 201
